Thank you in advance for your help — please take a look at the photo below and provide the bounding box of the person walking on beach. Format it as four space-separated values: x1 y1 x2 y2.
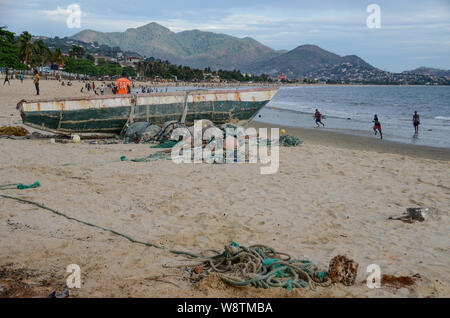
314 109 325 128
3 68 10 86
372 114 382 139
33 70 40 95
413 111 420 134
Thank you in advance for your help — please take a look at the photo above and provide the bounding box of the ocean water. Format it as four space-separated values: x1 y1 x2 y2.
255 85 450 149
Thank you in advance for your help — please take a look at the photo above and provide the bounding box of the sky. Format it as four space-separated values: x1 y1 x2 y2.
1 0 449 72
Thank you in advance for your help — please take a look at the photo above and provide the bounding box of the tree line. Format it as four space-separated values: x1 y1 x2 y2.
0 27 135 78
135 59 273 82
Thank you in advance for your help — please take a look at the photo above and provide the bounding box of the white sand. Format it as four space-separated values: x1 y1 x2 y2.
0 79 449 297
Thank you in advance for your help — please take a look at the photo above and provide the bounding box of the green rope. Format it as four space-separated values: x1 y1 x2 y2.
188 243 330 290
0 184 199 259
0 181 41 190
121 151 172 162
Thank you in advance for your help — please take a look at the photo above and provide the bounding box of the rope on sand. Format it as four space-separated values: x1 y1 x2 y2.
0 181 41 190
185 242 330 290
0 183 198 259
1 182 332 290
120 151 172 162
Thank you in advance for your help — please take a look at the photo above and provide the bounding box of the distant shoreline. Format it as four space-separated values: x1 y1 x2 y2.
133 81 450 88
131 80 450 88
2 74 449 87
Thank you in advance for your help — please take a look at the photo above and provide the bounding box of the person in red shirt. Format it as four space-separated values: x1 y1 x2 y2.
116 76 131 95
372 114 383 139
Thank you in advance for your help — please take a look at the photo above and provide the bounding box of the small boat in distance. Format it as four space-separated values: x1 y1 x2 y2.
17 86 279 134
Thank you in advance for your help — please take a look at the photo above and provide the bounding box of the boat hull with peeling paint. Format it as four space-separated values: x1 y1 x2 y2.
16 87 279 134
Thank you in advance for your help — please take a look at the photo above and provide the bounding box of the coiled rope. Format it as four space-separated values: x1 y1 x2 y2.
185 242 330 290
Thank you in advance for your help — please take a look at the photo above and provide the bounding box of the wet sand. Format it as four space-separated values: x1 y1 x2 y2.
251 122 450 161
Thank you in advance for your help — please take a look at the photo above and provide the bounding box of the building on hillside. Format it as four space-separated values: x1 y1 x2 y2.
120 56 144 67
94 55 117 65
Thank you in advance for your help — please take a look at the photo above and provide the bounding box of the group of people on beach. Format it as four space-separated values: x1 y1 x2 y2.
371 112 420 139
3 69 24 85
3 68 39 95
137 85 168 94
313 108 421 139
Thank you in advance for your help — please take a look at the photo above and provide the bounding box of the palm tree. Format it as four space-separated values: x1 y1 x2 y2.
0 26 15 43
136 61 146 79
31 39 51 67
18 31 33 65
52 48 64 66
68 45 85 59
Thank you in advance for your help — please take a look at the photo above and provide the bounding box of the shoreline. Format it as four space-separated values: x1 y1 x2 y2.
250 121 450 161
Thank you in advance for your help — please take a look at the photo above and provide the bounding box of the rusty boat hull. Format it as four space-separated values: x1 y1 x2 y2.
16 87 279 134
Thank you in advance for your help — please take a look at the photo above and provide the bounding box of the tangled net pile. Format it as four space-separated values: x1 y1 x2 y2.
279 135 303 147
262 135 303 147
0 126 29 137
186 242 331 290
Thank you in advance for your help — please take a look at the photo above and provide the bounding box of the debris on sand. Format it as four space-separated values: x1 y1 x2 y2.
50 289 70 298
0 264 66 298
0 126 29 137
328 255 359 286
389 208 438 223
381 274 421 289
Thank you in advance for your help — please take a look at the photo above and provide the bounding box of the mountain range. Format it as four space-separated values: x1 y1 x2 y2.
72 22 279 72
402 67 450 78
71 22 449 80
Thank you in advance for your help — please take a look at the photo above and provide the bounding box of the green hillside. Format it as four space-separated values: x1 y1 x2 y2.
72 22 279 70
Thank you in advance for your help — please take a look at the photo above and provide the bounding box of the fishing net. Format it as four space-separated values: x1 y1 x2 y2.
279 135 303 147
261 135 303 147
123 122 151 143
0 126 29 137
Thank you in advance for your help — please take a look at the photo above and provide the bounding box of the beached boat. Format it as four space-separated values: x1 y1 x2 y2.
16 87 279 134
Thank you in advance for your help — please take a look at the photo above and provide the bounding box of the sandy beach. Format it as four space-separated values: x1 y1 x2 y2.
0 79 449 298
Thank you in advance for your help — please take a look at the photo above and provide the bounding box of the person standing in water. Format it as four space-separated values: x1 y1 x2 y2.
314 108 325 128
413 111 420 134
372 114 382 139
